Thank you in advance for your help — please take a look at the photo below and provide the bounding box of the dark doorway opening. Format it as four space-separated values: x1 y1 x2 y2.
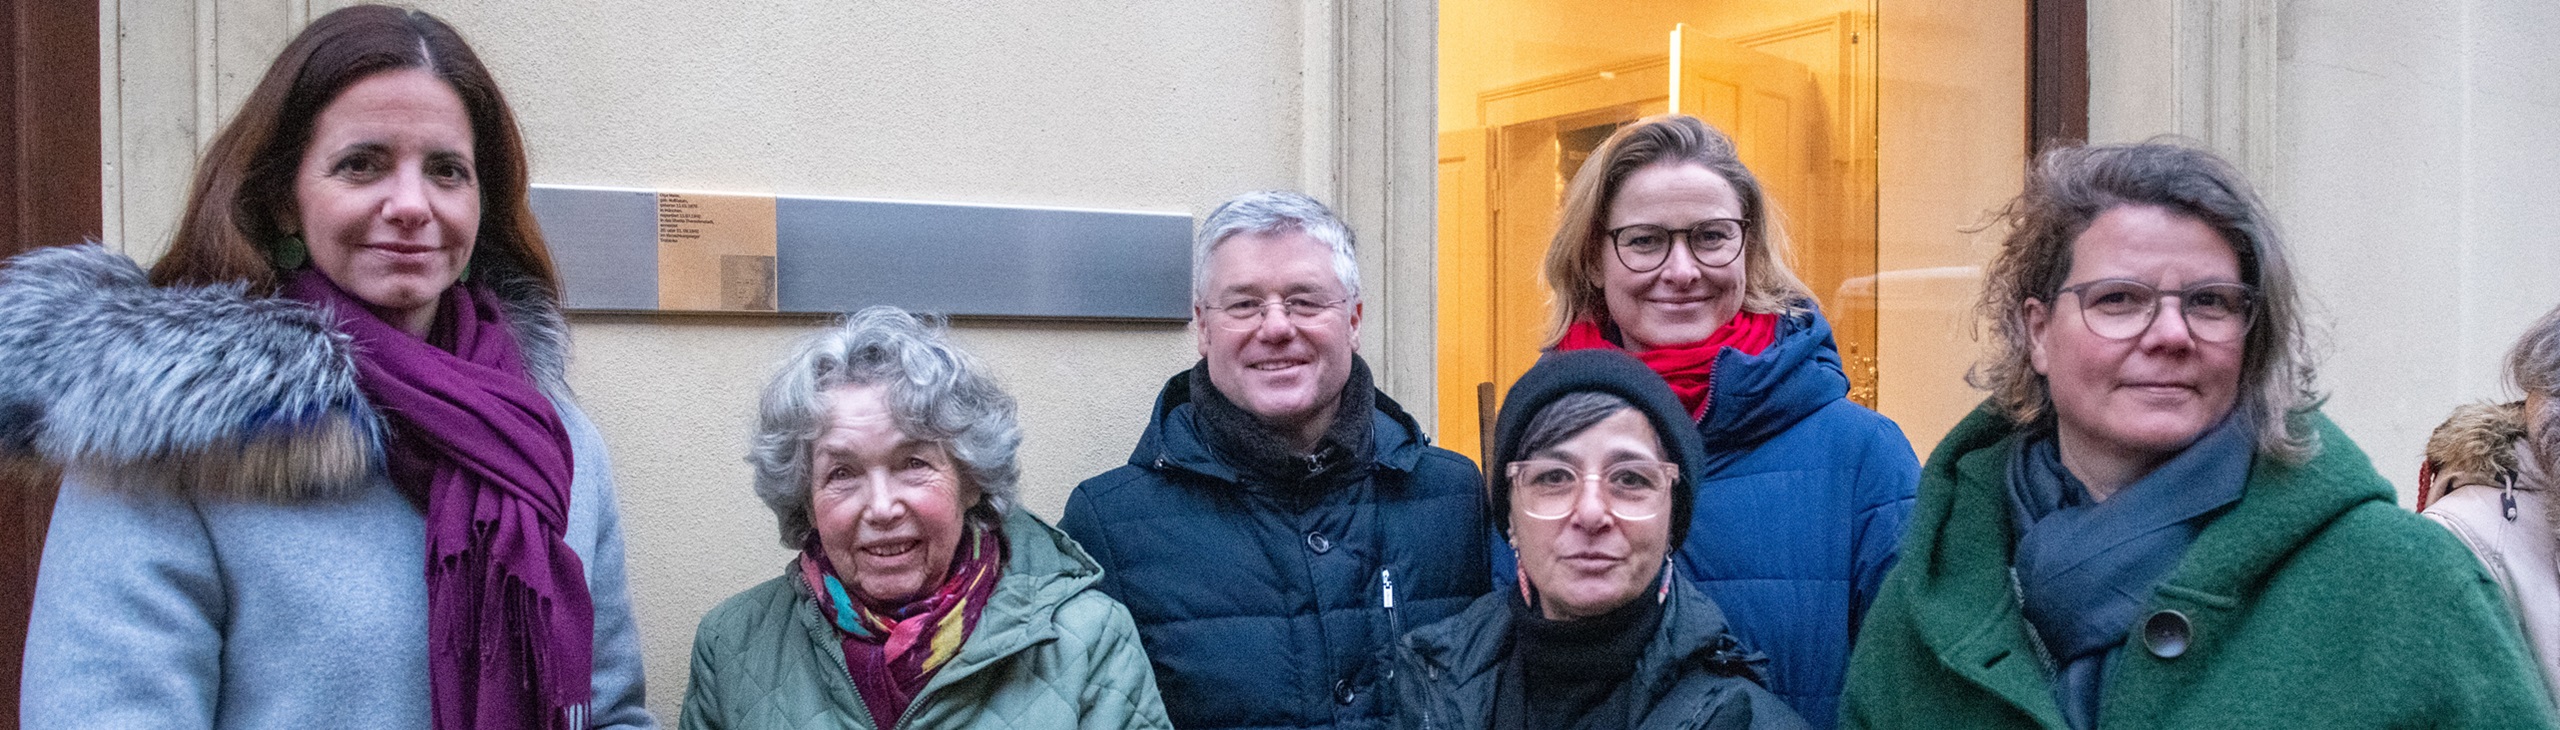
0 0 102 722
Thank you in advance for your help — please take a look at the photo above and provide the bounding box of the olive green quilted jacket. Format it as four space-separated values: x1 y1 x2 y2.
679 507 1172 729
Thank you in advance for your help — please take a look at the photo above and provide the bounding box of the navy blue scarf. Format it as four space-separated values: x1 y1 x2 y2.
2007 412 2252 730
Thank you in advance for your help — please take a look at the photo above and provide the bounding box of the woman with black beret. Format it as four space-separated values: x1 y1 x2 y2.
1388 350 1804 730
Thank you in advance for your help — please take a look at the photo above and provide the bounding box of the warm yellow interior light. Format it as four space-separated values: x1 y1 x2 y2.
1668 23 1684 116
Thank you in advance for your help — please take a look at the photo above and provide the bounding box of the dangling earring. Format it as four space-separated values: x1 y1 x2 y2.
1657 555 1673 604
272 234 308 270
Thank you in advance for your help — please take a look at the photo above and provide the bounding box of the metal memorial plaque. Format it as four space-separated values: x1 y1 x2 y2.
775 196 1191 320
528 184 1192 321
529 185 657 310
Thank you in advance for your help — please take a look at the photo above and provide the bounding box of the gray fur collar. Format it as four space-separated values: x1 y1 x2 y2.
0 244 571 501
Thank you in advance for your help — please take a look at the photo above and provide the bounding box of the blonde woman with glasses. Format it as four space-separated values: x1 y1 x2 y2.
1531 114 1918 728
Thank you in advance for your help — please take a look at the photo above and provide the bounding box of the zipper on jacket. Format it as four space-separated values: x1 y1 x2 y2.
1701 359 1720 423
1382 568 1404 639
1384 568 1431 729
805 587 876 726
811 582 921 730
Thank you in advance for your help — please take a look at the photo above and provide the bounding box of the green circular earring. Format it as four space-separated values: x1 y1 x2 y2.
272 234 308 270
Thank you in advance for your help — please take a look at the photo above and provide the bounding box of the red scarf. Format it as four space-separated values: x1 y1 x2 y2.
1555 313 1779 419
799 518 1006 730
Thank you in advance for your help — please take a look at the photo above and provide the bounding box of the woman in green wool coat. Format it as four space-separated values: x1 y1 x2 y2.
1839 142 2553 729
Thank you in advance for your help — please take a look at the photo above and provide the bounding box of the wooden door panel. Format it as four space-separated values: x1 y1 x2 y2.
1435 128 1494 462
1 0 102 722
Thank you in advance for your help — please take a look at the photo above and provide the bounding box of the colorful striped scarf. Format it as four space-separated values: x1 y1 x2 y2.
799 517 1006 729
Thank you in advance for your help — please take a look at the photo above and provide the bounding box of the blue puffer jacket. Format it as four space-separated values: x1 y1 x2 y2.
1061 370 1491 730
1684 308 1916 729
1500 307 1917 729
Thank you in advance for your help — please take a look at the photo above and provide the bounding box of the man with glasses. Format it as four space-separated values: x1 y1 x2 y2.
1062 191 1490 730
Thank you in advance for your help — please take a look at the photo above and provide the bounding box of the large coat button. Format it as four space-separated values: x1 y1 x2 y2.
1333 678 1356 705
1305 531 1334 554
2142 609 2192 659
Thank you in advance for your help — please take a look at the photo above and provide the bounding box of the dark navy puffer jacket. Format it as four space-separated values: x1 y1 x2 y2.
1501 307 1917 729
1062 371 1491 730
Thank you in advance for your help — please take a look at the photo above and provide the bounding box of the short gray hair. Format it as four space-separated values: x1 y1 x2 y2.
1190 190 1361 304
1973 141 2324 463
747 306 1022 547
2510 303 2560 476
1512 391 1635 466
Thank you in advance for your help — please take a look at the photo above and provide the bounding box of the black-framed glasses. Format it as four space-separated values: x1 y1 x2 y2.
1504 459 1677 521
2052 278 2257 343
1205 295 1349 331
1607 219 1747 272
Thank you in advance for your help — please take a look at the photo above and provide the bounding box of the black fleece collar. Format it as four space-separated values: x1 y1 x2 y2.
1185 355 1377 493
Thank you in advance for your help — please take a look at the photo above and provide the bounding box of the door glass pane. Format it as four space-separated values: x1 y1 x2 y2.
1438 1 2026 460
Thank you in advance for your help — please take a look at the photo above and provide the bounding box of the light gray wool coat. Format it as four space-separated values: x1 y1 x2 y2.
7 244 655 728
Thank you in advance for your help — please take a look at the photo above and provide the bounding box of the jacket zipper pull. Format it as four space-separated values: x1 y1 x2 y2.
2505 473 2520 521
1381 568 1402 633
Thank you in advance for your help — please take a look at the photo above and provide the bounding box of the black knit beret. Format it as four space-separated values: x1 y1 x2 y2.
1488 349 1705 547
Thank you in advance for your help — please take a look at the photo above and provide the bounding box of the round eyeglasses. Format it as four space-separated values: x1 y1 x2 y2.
1205 295 1349 331
1607 219 1747 272
1504 459 1677 521
2053 278 2257 343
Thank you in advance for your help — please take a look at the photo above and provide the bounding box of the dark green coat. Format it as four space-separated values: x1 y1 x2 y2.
678 508 1171 729
1841 404 2554 729
1387 573 1808 730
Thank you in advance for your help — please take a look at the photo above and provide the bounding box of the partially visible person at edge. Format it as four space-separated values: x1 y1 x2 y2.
8 5 651 728
2419 302 2560 707
1061 191 1491 730
1530 113 1917 728
1389 349 1807 730
679 307 1171 729
1839 141 2554 729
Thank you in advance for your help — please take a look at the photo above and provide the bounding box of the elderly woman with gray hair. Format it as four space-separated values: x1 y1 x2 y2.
1841 142 2552 728
679 307 1170 730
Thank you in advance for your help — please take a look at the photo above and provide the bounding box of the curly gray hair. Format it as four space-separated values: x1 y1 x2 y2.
2510 303 2560 477
1973 141 2324 463
747 306 1022 547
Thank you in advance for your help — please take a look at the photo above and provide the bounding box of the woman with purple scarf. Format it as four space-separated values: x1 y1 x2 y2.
678 307 1170 729
8 6 652 728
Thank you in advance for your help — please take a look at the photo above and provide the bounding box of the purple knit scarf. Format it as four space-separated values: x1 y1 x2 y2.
284 271 593 730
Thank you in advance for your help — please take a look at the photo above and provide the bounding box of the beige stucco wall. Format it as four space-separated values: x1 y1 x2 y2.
2088 0 2560 502
100 1 1433 720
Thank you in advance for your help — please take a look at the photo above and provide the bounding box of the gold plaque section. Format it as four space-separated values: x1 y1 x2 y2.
656 192 779 312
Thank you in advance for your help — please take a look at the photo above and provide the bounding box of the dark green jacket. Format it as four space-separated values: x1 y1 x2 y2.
1841 404 2555 729
678 508 1171 729
1388 573 1808 730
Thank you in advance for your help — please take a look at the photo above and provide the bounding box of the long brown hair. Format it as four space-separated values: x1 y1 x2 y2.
1541 114 1812 346
149 4 556 300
